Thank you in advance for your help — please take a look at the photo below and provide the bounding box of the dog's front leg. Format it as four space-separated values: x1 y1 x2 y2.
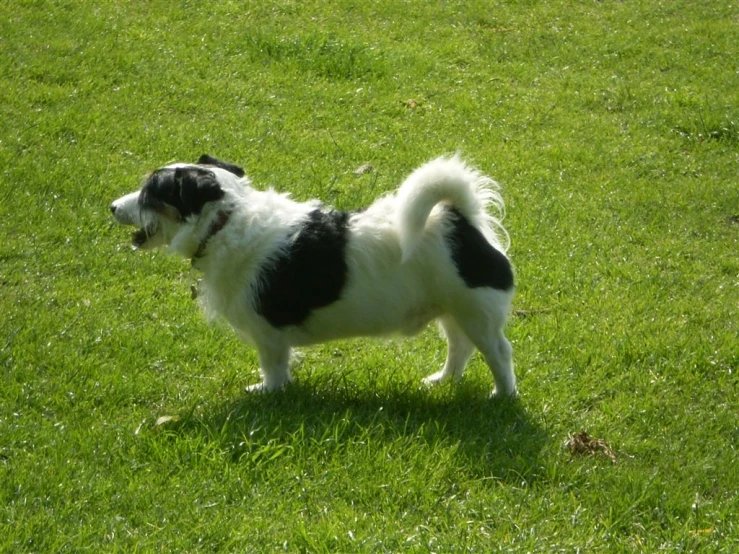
246 342 292 393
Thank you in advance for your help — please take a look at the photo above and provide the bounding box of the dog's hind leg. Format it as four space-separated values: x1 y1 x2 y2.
452 290 516 397
423 316 475 386
246 342 292 393
485 332 515 398
460 322 516 397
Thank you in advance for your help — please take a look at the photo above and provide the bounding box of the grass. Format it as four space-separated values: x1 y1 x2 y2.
1 0 737 551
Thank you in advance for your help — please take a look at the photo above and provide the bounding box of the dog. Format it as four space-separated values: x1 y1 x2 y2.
110 154 517 397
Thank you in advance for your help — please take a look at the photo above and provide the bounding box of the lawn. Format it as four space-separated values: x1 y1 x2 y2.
1 0 737 551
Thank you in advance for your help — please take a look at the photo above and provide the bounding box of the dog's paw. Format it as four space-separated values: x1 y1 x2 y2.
490 386 518 399
422 370 451 386
423 367 466 387
244 378 291 394
245 382 269 393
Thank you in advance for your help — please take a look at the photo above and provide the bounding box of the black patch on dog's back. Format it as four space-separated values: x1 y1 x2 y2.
445 207 514 291
254 209 350 328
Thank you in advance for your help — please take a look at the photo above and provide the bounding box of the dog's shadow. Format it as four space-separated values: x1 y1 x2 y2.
175 379 547 484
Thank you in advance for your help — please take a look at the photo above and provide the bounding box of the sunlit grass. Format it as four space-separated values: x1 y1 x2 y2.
1 0 737 551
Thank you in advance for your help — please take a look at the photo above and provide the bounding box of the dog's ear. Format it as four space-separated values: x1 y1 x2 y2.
197 154 245 178
174 167 225 218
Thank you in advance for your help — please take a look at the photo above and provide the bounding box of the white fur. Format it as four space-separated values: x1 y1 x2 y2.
111 156 517 397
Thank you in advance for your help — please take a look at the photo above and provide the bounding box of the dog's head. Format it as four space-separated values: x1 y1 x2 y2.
111 154 246 251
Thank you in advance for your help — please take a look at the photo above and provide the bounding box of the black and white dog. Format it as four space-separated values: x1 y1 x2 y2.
111 155 517 396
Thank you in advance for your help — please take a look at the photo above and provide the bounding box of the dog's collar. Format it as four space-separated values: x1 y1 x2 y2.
192 210 231 265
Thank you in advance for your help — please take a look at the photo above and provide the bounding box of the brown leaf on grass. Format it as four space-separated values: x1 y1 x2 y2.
567 430 616 463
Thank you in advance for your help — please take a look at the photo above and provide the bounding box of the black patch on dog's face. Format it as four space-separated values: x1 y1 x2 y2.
445 207 514 291
197 154 245 178
140 166 225 220
254 209 350 328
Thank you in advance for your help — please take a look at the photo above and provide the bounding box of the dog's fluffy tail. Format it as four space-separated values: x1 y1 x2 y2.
395 155 509 263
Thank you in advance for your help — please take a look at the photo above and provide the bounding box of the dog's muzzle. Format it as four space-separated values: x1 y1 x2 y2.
110 191 141 226
111 191 158 247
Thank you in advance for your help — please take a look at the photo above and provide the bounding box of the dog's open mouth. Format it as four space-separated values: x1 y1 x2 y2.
132 225 156 248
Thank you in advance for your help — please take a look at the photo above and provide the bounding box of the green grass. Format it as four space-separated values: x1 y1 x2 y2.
1 0 737 551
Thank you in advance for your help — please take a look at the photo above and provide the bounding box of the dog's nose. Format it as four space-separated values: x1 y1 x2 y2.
110 203 117 215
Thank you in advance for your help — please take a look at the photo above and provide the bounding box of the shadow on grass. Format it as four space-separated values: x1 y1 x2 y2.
172 378 547 484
